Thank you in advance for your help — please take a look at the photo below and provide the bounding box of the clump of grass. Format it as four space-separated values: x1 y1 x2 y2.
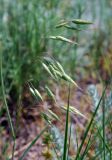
24 57 110 160
0 1 112 158
33 16 111 159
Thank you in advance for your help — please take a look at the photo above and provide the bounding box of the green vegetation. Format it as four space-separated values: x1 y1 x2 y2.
0 0 112 159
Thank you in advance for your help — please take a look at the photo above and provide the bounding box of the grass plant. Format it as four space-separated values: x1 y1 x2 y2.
0 0 112 159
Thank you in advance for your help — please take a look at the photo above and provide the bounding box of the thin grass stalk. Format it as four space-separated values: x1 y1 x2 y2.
75 125 79 152
82 126 101 159
67 121 72 160
18 125 48 160
63 84 71 160
15 94 22 136
102 95 106 160
108 117 112 134
52 143 60 160
83 127 108 160
11 140 16 160
0 51 16 160
85 121 111 157
83 141 95 160
84 114 111 159
95 114 112 135
72 2 82 75
75 86 107 160
92 150 110 160
80 126 93 160
91 149 103 160
82 132 98 160
95 124 111 156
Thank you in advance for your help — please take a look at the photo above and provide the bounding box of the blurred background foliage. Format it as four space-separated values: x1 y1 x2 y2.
0 0 112 102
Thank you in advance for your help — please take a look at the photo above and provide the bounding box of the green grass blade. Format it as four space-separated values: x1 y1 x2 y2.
80 126 93 160
52 143 60 160
67 121 72 160
63 84 71 160
0 51 16 160
18 125 48 160
83 121 111 160
75 86 107 160
91 149 103 160
95 124 111 155
0 52 15 139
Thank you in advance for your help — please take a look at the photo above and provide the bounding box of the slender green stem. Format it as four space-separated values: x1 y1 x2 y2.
95 124 111 154
75 125 79 152
12 140 16 160
67 121 72 160
52 143 60 160
63 84 70 160
80 126 93 160
102 95 105 160
0 51 16 160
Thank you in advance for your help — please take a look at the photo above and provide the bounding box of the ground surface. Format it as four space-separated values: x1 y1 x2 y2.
0 81 102 160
